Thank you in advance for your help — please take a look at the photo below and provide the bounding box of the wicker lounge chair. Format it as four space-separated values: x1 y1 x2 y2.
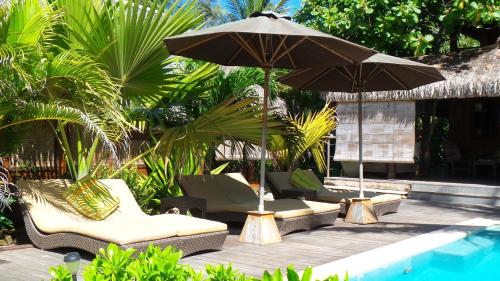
16 179 228 256
177 174 340 235
266 171 402 216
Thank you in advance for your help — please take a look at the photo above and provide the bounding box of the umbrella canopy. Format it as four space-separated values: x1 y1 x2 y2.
278 53 445 92
164 12 377 214
164 12 376 69
279 53 444 200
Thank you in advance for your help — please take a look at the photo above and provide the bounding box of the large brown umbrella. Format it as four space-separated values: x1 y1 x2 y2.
279 53 445 199
164 12 376 212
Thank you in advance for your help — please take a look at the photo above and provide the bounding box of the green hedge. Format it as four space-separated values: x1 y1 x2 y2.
49 244 348 281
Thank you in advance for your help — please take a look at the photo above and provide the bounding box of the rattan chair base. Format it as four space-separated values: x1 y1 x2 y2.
206 210 339 235
20 203 227 256
339 200 401 217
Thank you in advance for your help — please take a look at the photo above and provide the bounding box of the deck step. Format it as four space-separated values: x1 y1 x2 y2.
432 236 494 268
327 177 500 207
408 190 500 207
412 182 500 197
324 177 411 194
409 181 500 207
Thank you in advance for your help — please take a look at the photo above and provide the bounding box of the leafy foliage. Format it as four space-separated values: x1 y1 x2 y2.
201 0 293 25
295 0 499 56
49 244 347 281
441 0 500 33
155 98 282 173
205 264 253 281
1 0 276 186
271 105 335 173
0 213 13 229
61 0 205 99
49 264 72 281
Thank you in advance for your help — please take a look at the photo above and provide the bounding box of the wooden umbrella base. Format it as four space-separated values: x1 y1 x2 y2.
345 198 379 225
239 211 282 245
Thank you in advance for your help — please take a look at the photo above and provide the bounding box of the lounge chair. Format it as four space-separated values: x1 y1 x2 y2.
16 179 228 256
266 171 402 216
177 174 340 235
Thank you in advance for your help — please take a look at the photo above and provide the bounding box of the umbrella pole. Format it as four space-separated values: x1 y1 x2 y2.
357 88 364 199
345 85 377 224
258 68 270 212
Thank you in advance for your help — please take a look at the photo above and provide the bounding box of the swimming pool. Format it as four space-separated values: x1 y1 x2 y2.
351 225 500 281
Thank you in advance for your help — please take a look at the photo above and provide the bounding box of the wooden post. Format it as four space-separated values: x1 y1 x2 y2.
239 211 281 245
387 163 396 179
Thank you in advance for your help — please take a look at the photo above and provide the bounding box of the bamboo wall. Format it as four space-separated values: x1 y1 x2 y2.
334 101 416 163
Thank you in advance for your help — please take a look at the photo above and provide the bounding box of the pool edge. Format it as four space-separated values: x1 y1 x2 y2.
308 217 500 280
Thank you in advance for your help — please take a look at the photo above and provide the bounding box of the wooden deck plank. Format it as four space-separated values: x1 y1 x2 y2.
0 199 499 280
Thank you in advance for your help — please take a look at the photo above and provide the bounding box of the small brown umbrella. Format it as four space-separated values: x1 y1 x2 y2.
164 12 376 212
279 53 445 199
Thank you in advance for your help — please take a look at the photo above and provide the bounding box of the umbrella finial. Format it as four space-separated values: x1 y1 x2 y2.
249 11 291 21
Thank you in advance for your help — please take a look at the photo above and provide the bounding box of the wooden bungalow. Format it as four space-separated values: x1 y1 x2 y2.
326 41 500 182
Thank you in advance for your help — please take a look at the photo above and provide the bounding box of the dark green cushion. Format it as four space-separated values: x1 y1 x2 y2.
290 169 322 191
63 176 119 220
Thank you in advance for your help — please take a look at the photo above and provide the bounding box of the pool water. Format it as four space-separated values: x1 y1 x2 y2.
352 226 500 281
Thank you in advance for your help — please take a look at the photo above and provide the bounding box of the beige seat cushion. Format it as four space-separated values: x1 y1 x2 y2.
317 189 401 204
139 214 227 236
17 179 227 245
367 194 402 204
225 173 250 185
268 171 401 205
222 199 339 219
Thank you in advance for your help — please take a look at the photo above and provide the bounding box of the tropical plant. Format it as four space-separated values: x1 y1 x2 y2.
49 244 347 281
54 0 278 182
201 0 293 25
277 88 325 119
205 264 253 281
295 0 499 56
271 105 335 173
0 0 129 183
0 0 287 218
224 0 292 21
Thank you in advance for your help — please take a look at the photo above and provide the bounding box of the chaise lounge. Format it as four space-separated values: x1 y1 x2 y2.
266 171 402 216
177 174 341 235
16 179 228 256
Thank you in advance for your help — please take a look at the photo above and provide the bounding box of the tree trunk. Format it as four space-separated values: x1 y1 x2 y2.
449 32 459 52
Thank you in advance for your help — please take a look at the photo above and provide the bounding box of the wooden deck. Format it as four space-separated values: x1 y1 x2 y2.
1 199 500 280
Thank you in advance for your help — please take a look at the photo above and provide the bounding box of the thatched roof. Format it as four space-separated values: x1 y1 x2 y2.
325 42 500 102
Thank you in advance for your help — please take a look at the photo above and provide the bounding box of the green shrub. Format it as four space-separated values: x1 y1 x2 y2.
0 213 13 230
49 244 347 281
205 264 253 281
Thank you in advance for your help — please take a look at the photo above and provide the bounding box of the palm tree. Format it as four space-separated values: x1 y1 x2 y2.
53 0 284 183
270 105 336 173
0 0 285 214
0 0 131 180
201 0 292 25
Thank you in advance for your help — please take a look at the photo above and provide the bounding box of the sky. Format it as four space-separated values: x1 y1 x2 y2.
288 0 302 14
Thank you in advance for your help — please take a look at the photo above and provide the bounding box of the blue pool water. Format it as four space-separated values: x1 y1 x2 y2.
352 226 500 281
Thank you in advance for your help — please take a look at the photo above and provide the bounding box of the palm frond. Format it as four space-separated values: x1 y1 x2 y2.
44 50 131 142
7 0 59 45
0 101 115 149
64 0 205 98
271 105 336 172
155 98 282 171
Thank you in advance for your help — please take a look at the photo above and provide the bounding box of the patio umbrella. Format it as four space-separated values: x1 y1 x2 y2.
164 12 376 212
278 53 445 199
